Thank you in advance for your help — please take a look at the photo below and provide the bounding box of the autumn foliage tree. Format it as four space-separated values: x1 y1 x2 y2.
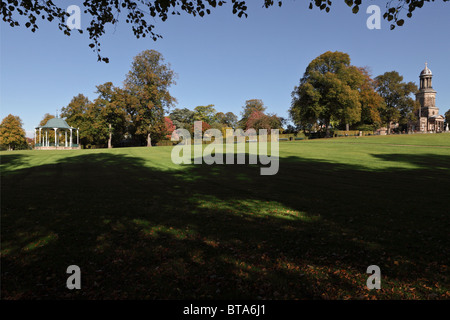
193 121 211 134
246 110 282 132
357 67 386 130
37 113 57 143
58 50 177 148
239 99 267 129
93 82 127 148
60 94 92 146
0 114 28 150
124 50 177 147
164 117 176 139
39 113 55 126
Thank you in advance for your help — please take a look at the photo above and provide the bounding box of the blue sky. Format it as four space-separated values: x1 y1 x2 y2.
1 0 449 137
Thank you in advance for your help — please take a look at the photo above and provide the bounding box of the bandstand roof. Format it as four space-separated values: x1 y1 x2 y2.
36 117 75 129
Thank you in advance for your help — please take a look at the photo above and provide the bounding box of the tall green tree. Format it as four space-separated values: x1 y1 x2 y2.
60 94 90 128
83 102 106 146
38 113 57 144
215 112 226 124
94 82 127 148
0 114 27 150
375 71 418 133
193 105 217 124
124 50 177 147
60 94 92 147
445 109 450 128
169 108 195 130
290 51 364 136
214 111 238 129
209 111 226 132
224 112 238 129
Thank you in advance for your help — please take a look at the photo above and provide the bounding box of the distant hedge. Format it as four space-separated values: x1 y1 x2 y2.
334 130 374 137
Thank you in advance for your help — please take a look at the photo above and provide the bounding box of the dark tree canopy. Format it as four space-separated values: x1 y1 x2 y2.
290 51 366 136
445 109 450 126
169 108 195 130
2 0 447 62
375 71 418 132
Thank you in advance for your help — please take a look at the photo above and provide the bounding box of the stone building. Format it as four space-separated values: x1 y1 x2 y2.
411 63 445 132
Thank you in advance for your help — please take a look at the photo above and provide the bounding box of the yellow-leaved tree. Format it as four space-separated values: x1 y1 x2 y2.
0 114 28 150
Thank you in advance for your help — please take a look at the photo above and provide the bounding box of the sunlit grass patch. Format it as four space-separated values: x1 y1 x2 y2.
194 197 314 221
133 219 199 240
22 232 58 252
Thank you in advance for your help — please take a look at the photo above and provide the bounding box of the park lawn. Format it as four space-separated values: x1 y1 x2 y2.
1 134 449 299
322 132 450 147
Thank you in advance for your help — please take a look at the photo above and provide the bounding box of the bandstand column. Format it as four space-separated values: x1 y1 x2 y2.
77 128 79 145
54 128 58 147
70 129 73 148
65 130 67 147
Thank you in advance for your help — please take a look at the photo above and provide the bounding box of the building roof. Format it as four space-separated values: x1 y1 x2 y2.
429 114 444 119
420 62 432 76
37 117 75 129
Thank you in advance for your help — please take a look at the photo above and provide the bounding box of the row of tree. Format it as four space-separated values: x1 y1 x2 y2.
289 51 420 136
52 50 285 148
58 50 426 149
58 50 176 148
168 99 284 136
2 50 450 150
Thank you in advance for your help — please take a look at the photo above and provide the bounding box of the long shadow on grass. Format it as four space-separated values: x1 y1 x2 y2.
1 151 449 299
0 153 30 172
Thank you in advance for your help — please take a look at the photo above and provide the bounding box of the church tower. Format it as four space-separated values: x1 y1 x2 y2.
416 63 438 117
414 63 444 132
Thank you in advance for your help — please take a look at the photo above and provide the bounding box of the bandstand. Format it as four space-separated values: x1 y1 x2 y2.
35 117 80 150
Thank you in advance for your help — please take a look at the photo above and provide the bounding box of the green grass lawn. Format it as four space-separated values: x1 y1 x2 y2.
1 133 450 299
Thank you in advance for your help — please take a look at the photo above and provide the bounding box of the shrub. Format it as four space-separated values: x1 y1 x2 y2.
156 140 175 147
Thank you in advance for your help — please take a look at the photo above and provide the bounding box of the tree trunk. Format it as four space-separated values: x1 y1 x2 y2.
108 123 112 149
325 119 330 137
346 123 349 131
147 133 152 147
